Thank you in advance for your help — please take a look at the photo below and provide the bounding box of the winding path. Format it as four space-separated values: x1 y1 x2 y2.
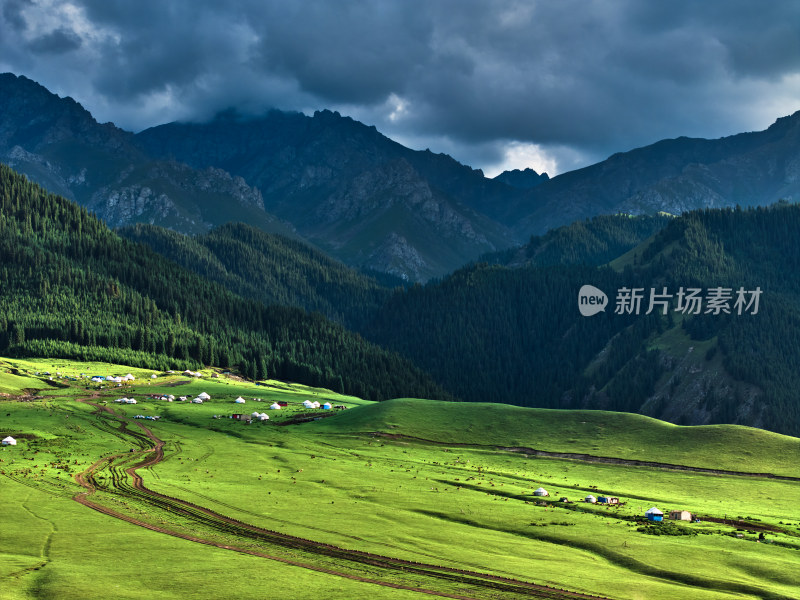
72 398 608 600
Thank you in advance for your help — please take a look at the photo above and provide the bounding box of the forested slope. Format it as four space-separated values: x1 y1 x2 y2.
0 163 449 401
118 222 391 329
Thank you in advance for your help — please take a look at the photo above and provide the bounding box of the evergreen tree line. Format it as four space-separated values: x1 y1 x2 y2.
7 159 800 434
0 163 449 402
118 221 392 330
123 197 800 434
480 213 673 268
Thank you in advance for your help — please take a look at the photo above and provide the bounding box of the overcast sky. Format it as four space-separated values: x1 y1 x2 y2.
3 0 800 177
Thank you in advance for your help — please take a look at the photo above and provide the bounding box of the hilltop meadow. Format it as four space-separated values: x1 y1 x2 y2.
2 357 799 600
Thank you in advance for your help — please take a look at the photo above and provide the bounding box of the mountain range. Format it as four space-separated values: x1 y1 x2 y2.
4 153 800 434
5 71 800 280
3 72 800 435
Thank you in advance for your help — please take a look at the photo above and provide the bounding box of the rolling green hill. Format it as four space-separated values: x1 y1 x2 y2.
3 364 799 600
309 397 800 477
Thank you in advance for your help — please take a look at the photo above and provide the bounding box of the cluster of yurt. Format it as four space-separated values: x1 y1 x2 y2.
104 374 136 383
115 397 137 404
251 411 270 422
302 399 321 409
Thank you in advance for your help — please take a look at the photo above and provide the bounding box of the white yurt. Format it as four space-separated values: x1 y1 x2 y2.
302 400 315 409
191 398 203 404
150 374 157 379
259 413 269 421
251 411 261 418
2 436 17 446
585 495 597 503
197 392 211 400
322 402 332 410
235 397 246 404
312 401 321 408
533 487 549 497
123 374 135 381
269 402 281 410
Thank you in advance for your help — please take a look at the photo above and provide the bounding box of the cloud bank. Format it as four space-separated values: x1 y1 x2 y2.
2 0 800 175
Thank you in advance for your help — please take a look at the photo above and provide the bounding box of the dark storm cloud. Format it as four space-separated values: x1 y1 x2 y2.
27 26 82 54
1 0 800 174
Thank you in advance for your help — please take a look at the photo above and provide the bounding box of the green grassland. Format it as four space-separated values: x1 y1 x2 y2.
2 358 799 600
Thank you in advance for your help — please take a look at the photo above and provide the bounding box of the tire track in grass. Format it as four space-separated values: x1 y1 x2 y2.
367 433 800 482
413 510 798 600
72 397 607 600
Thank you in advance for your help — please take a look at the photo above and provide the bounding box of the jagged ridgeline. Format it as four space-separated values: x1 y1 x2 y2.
0 163 449 401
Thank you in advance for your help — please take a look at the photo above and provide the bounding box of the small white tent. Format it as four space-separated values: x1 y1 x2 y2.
235 397 246 404
197 392 211 400
150 374 157 379
302 400 315 408
2 436 17 446
259 413 269 421
191 398 203 404
585 495 597 503
312 401 321 408
533 487 549 497
269 402 281 410
251 411 261 418
123 374 135 381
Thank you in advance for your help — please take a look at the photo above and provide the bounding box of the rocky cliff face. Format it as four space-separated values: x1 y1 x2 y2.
8 71 800 280
0 73 292 240
136 109 519 280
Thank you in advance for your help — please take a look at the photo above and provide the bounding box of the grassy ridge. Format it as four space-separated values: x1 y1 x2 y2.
308 398 800 477
2 358 800 600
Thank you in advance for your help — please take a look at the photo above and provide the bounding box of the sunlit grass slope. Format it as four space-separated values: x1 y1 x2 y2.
308 398 800 477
